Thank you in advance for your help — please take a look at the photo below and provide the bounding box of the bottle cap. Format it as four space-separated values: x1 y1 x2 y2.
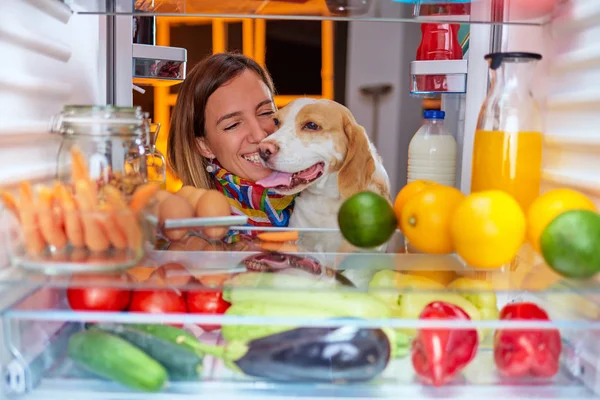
424 110 445 120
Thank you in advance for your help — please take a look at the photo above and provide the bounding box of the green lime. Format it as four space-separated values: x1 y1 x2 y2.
337 191 397 248
540 209 600 279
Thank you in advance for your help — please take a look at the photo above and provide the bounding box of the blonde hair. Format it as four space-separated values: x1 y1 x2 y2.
168 52 275 189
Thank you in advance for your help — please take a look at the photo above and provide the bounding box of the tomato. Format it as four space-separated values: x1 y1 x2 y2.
67 273 132 312
186 289 231 332
128 289 188 314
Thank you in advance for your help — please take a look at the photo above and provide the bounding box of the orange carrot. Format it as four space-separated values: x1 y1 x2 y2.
37 187 68 250
130 182 160 212
70 146 89 183
258 242 300 253
75 180 110 252
103 185 142 251
54 183 85 248
257 231 300 243
0 192 20 222
18 182 46 254
96 203 128 250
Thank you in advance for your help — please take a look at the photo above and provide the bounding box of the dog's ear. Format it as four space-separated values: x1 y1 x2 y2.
337 115 376 199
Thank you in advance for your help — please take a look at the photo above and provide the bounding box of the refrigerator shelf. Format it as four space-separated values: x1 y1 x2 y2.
72 0 557 26
2 227 600 397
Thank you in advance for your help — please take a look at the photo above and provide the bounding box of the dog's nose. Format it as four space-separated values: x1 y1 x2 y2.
258 141 279 161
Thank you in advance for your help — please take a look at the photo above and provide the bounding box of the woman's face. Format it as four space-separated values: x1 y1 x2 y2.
198 69 277 182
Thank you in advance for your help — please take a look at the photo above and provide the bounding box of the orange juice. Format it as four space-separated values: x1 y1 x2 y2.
471 130 543 211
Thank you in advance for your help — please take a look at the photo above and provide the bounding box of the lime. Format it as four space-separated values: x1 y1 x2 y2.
338 191 397 248
540 210 600 279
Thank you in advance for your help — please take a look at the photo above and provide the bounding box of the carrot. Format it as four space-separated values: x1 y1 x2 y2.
258 241 299 253
70 146 89 183
103 185 142 251
37 187 68 250
130 182 160 213
54 182 85 248
75 180 110 252
0 192 20 222
96 203 128 250
257 231 300 243
18 182 46 254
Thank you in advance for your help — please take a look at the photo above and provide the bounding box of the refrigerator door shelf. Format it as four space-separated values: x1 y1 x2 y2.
132 44 187 87
410 60 468 95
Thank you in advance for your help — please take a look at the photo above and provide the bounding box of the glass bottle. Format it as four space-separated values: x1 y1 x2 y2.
470 52 543 212
51 105 149 198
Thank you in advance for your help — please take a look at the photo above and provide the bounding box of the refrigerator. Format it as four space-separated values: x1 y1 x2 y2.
1 0 600 398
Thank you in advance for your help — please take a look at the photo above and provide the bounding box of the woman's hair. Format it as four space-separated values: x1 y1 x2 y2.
168 52 276 189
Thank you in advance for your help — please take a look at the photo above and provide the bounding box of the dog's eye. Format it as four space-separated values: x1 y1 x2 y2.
273 118 280 127
302 122 320 131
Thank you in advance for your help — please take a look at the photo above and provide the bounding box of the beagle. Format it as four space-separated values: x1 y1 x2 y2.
256 98 391 229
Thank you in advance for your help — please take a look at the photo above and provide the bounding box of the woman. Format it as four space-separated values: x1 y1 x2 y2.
168 52 296 238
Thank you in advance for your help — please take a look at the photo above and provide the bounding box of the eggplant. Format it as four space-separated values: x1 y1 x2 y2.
240 252 355 288
233 326 391 383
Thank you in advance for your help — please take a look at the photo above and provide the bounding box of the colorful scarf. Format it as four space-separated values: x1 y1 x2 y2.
210 162 296 243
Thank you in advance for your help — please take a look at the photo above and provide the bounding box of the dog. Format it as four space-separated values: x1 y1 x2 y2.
256 98 391 230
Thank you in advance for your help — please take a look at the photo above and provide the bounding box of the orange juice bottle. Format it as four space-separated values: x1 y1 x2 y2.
471 52 544 212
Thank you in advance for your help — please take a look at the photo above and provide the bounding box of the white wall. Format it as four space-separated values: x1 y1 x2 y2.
0 0 105 367
345 3 423 196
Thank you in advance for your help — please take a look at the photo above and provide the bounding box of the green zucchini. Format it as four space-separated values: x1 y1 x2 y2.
90 323 204 381
68 330 168 392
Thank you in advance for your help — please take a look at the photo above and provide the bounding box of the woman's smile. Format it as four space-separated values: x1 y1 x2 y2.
242 152 262 166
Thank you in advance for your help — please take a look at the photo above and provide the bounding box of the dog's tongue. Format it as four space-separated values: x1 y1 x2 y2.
256 171 293 188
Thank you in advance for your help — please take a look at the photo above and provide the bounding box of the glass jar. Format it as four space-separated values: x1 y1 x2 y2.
144 115 167 190
470 52 544 212
51 105 149 198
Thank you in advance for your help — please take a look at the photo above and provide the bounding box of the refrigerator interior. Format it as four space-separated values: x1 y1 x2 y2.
1 0 600 398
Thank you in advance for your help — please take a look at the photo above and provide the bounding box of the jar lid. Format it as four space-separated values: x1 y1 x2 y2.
484 52 543 70
51 105 146 136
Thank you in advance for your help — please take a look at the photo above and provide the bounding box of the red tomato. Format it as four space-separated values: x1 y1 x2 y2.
128 289 188 314
186 289 231 332
67 273 132 312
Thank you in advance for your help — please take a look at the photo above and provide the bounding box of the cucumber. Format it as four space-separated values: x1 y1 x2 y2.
90 323 204 381
68 330 168 392
222 303 341 342
127 323 202 353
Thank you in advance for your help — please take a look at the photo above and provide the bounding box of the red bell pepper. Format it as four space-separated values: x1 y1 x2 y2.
494 302 561 378
411 301 479 386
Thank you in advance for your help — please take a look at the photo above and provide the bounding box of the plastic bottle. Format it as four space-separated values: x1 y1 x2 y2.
408 110 457 187
416 18 463 93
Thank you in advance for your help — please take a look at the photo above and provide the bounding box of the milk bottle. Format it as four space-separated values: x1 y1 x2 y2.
407 110 457 187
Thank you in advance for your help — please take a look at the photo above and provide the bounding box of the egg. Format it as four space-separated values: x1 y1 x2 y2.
150 262 194 286
195 189 231 239
176 186 207 209
158 193 195 241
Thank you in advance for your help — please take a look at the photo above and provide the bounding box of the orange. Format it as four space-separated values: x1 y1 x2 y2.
450 190 526 269
393 180 437 225
527 188 597 253
400 185 465 254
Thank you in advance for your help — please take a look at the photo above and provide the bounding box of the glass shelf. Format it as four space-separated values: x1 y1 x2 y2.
73 0 558 26
1 228 599 296
3 227 600 398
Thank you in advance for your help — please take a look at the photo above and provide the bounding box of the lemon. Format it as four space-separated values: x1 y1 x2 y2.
527 188 597 254
338 191 397 248
450 190 526 269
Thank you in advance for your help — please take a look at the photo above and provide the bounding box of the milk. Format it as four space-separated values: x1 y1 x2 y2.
408 110 457 186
